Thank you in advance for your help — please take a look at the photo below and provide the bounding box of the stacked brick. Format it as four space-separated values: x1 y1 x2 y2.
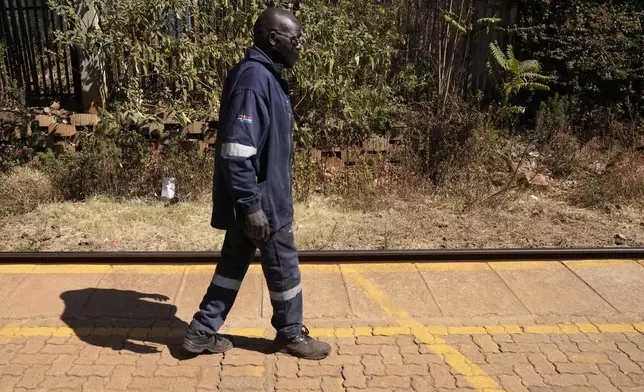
3 109 408 167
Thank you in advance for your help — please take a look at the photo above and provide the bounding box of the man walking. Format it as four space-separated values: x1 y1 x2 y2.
182 7 331 360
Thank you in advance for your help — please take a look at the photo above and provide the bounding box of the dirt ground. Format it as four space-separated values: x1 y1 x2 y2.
1 192 642 252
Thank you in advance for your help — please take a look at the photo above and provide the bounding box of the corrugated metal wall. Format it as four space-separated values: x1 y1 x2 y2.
0 0 76 104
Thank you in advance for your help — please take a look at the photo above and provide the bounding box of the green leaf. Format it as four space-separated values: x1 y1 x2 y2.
489 41 509 70
506 45 515 62
475 17 501 26
519 60 541 73
442 12 467 34
520 82 551 92
522 72 554 81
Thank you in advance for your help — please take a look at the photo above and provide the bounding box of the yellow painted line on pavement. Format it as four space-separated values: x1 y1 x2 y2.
489 261 563 270
187 265 219 273
596 323 637 333
0 326 21 336
341 266 411 320
343 263 417 273
503 325 524 334
33 265 112 274
0 325 267 338
484 325 505 334
0 264 36 274
0 263 344 275
2 322 643 340
1 259 642 275
635 323 644 334
416 262 491 272
374 326 410 335
341 265 503 392
564 259 640 268
523 325 562 334
353 327 372 336
559 324 581 334
187 265 264 274
576 323 600 333
449 326 487 335
309 328 335 337
302 264 342 273
111 265 189 274
333 328 354 338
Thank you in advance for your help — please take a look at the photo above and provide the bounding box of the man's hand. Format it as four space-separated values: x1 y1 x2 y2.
245 209 270 245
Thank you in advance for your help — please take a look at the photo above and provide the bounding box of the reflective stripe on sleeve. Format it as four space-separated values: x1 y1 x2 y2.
220 143 257 158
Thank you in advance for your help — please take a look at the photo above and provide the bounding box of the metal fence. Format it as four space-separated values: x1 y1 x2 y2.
1 0 508 107
0 0 77 104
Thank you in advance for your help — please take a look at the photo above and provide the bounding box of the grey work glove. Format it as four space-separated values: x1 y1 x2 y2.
244 209 270 245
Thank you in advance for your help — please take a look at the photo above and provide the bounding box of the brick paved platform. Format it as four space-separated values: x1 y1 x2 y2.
1 259 644 391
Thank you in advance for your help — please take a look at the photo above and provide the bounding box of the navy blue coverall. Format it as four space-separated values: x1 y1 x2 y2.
188 47 302 340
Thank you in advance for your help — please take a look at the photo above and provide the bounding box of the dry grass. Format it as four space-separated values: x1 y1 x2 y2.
570 150 644 208
0 166 54 217
1 131 642 252
1 192 642 252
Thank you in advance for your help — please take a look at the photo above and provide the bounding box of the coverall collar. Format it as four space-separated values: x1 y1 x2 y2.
246 46 285 76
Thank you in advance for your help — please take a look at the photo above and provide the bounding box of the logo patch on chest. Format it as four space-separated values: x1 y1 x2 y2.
237 114 253 124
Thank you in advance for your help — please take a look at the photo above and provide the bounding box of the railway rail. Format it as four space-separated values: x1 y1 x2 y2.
0 247 643 264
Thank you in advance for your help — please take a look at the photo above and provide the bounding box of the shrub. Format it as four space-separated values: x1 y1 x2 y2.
0 141 36 173
512 0 644 134
533 94 580 178
0 166 55 216
570 151 644 208
31 0 642 210
0 42 26 108
49 0 409 148
154 142 214 201
34 128 214 201
415 102 505 188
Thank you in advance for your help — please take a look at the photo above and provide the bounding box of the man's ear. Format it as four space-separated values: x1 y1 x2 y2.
268 31 277 47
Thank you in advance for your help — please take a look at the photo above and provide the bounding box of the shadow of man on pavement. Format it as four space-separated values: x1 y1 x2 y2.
60 288 274 359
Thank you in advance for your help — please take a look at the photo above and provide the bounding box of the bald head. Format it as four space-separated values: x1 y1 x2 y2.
254 7 299 43
253 7 302 68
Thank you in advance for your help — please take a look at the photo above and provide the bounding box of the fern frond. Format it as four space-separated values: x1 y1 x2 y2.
509 58 520 75
485 61 493 76
440 9 458 18
502 84 514 101
522 72 554 81
505 44 515 62
489 41 508 70
442 12 467 33
503 105 526 114
520 82 551 92
486 62 501 84
519 59 540 73
475 17 501 26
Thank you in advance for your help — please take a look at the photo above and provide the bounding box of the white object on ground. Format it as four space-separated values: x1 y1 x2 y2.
162 176 176 199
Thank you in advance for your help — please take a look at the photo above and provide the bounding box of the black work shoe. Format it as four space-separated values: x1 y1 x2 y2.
182 332 233 354
274 326 331 360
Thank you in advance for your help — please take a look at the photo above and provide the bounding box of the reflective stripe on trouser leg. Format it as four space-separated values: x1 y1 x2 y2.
189 228 256 336
260 224 303 340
